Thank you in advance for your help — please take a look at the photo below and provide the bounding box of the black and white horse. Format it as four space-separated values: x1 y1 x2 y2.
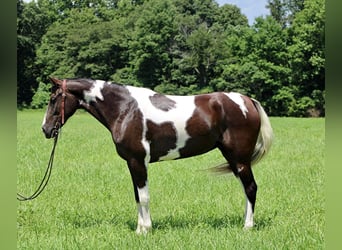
42 77 273 234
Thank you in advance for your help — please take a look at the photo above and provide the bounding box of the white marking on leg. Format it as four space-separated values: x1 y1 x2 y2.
225 92 248 118
136 184 152 234
83 80 106 103
239 179 254 229
126 86 196 161
244 199 254 229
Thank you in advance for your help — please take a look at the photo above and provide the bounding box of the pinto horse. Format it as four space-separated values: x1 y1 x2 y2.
42 77 273 234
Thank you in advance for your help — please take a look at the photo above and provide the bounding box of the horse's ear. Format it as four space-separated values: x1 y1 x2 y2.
49 77 62 86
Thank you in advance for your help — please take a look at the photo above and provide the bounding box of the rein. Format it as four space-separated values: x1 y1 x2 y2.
17 80 67 201
17 134 59 201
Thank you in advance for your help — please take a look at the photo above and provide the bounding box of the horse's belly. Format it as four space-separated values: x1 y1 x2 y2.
159 151 180 161
150 132 217 163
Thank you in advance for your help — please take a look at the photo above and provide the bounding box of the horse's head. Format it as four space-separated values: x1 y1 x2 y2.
42 77 79 138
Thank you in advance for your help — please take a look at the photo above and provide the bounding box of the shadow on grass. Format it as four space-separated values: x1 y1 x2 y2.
126 214 273 232
58 209 273 231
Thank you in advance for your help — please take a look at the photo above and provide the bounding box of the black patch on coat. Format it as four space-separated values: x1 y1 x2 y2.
145 119 177 162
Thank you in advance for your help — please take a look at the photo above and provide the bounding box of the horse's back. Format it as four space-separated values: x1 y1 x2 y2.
193 91 260 126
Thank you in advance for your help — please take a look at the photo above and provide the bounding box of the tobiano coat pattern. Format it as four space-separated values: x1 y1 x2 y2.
42 78 273 234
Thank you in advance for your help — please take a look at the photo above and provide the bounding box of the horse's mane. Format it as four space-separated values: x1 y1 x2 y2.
66 78 95 84
66 78 125 87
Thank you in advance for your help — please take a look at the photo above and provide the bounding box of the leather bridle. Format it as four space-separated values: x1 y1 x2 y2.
52 79 67 136
61 79 67 125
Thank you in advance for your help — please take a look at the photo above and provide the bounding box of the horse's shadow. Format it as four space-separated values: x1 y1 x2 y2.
126 213 273 232
58 208 273 232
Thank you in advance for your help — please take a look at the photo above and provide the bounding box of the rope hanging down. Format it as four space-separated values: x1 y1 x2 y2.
17 133 59 201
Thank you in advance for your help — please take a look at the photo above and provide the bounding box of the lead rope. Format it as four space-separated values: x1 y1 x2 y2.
17 131 59 201
18 79 66 201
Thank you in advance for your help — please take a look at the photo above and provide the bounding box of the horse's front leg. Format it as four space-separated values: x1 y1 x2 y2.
127 158 151 234
136 184 151 234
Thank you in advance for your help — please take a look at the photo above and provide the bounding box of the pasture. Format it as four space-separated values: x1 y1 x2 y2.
17 110 325 249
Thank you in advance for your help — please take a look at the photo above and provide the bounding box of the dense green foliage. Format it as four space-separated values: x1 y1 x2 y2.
17 111 325 248
17 0 325 116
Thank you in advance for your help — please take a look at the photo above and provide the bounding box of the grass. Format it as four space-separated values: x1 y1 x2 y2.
17 110 325 249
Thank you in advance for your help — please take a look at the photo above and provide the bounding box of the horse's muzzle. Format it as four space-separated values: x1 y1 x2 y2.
42 124 60 139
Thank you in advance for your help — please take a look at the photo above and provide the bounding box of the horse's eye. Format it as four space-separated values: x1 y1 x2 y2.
50 93 58 102
53 106 59 116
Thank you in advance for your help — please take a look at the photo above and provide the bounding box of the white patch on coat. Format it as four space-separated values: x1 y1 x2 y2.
239 179 254 229
83 80 106 103
244 199 254 228
136 184 152 234
126 86 196 162
42 110 47 126
226 92 248 118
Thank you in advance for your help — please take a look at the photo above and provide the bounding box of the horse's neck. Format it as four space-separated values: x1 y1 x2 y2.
78 83 131 131
80 102 108 128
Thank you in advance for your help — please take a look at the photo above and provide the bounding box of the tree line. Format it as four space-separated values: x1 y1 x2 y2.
17 0 325 116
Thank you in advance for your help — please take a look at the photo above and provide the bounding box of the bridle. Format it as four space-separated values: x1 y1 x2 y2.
60 79 67 126
17 79 67 201
51 79 67 137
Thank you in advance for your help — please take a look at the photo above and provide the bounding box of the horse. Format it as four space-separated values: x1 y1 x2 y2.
42 77 273 234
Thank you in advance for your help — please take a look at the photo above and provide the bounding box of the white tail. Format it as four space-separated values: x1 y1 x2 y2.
251 99 273 165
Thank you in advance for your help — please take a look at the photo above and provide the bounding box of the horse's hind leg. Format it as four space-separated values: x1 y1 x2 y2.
127 158 152 234
218 144 257 229
236 163 257 229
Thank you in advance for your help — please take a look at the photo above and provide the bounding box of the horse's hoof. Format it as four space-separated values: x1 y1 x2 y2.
136 225 151 235
243 224 254 230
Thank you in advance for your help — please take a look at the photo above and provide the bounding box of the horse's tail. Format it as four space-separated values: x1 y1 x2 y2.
210 98 273 175
250 99 273 166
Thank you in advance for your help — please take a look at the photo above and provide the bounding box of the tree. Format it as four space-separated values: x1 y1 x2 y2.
17 0 54 106
19 0 325 116
36 7 126 80
125 0 177 88
267 0 305 27
218 17 291 115
18 0 120 107
216 3 248 28
33 7 129 108
164 1 247 94
287 0 325 116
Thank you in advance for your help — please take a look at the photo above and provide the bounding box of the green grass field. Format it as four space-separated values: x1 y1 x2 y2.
17 110 325 249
